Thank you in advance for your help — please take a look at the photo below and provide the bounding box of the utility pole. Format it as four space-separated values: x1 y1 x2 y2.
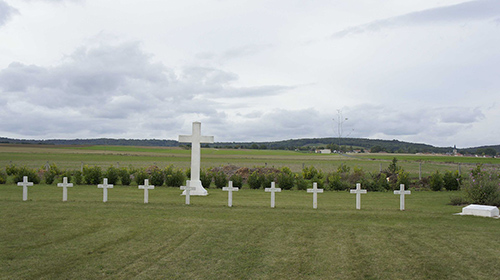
333 109 352 153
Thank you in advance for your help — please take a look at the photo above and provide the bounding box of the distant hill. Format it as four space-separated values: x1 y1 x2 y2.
0 136 498 155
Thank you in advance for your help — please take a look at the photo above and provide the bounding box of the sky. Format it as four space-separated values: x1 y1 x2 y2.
0 0 499 148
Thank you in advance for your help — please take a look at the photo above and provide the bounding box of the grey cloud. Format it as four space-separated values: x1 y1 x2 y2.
0 41 292 139
439 107 484 123
0 1 19 27
332 0 500 38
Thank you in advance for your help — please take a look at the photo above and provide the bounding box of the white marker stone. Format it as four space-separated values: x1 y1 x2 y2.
180 180 196 205
307 182 324 209
222 181 239 207
394 184 411 211
57 177 73 202
98 178 113 203
18 176 33 201
179 122 214 196
265 181 281 208
138 179 155 204
350 183 367 210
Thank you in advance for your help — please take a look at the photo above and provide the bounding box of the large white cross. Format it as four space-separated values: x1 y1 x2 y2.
265 182 281 208
139 179 155 204
57 177 73 202
178 122 214 196
222 181 239 207
18 176 33 201
180 180 196 205
98 178 113 203
307 182 324 209
394 184 411 211
350 183 367 210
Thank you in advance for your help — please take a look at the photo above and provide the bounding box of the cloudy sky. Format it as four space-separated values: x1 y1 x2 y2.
1 0 499 148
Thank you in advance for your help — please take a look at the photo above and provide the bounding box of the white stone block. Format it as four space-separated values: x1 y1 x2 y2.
461 204 499 218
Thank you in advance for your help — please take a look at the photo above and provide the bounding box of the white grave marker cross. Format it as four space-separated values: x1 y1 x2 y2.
265 182 281 208
307 182 324 209
18 176 33 201
180 180 196 205
350 183 367 210
139 179 155 204
178 122 214 196
57 177 73 202
98 178 114 203
222 181 239 207
394 184 411 210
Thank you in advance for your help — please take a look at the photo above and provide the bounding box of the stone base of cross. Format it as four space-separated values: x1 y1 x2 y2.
181 180 208 196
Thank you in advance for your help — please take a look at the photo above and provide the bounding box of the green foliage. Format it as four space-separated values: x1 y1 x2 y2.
396 169 411 187
449 195 469 205
327 172 349 191
365 173 389 192
262 173 276 189
388 157 400 174
105 166 120 185
14 166 41 184
134 169 149 185
277 167 295 190
5 164 19 176
44 170 57 184
74 170 83 185
295 174 308 190
248 171 262 189
149 166 164 186
337 164 350 174
462 167 500 206
164 166 185 188
229 174 243 189
83 165 103 185
213 170 228 189
443 170 461 191
61 170 72 183
200 169 212 188
119 168 131 185
430 171 444 191
0 170 7 184
302 166 319 180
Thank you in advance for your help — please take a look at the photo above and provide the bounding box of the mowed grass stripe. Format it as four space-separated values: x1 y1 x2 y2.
1 185 499 279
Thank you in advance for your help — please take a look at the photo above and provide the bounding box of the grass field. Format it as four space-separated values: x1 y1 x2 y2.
1 144 500 279
1 144 499 179
1 184 499 279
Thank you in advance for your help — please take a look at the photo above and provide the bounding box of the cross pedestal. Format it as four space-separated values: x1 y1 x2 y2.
139 179 155 203
307 182 324 209
394 184 411 210
265 182 281 208
57 177 73 202
18 176 33 201
98 178 114 202
222 181 239 207
179 122 214 196
180 180 196 205
350 183 367 210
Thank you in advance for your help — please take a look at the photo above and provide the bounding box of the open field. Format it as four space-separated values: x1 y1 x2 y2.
1 184 499 279
1 144 499 179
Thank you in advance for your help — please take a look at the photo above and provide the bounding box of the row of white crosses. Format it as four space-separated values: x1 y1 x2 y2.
17 176 412 210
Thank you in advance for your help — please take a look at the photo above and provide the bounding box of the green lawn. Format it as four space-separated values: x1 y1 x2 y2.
1 184 499 279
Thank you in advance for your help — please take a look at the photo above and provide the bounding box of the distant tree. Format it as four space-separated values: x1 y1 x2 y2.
370 145 384 153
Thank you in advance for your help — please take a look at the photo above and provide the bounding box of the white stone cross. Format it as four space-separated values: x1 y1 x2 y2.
307 182 324 209
180 180 196 205
265 181 281 208
138 179 155 204
179 122 214 196
98 178 114 203
394 184 411 211
222 181 239 207
18 176 33 201
350 183 367 210
57 177 73 202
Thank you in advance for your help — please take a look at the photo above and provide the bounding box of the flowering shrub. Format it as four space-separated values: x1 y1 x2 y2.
462 165 500 206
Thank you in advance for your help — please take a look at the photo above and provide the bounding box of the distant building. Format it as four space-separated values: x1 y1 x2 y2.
453 145 458 156
316 149 332 154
